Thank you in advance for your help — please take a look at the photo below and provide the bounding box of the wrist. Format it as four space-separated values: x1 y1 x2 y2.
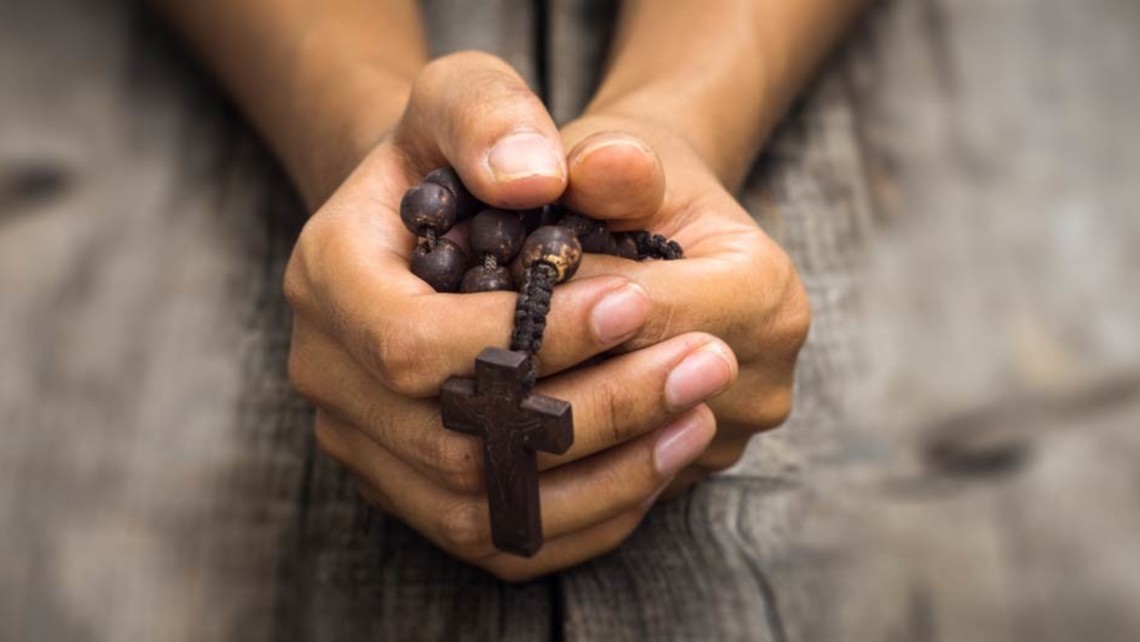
286 58 419 209
576 1 777 190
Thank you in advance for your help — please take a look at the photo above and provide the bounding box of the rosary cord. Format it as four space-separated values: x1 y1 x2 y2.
557 212 602 238
423 227 439 251
634 231 684 260
509 263 557 390
559 210 684 261
507 212 681 391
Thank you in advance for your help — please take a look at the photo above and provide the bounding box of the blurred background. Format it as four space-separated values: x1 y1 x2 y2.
1 0 1138 640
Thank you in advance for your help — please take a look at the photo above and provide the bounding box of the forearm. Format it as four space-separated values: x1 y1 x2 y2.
153 0 428 207
585 0 864 188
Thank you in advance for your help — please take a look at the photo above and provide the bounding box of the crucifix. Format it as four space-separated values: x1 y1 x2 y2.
440 347 574 557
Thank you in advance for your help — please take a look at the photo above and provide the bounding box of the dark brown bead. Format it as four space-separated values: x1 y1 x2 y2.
579 227 619 255
518 225 582 283
508 255 527 290
410 238 467 292
460 265 515 292
523 204 563 234
424 166 481 221
470 209 526 264
400 182 457 237
612 232 641 260
559 211 634 258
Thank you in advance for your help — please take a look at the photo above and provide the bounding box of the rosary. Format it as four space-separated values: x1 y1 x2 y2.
399 167 683 557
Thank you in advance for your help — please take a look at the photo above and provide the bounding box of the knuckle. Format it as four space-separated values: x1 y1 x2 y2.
637 295 680 348
701 444 748 472
594 461 646 511
283 215 336 317
283 227 324 313
356 398 404 454
437 499 492 559
413 56 449 95
762 386 795 427
590 377 636 446
313 416 343 459
736 386 795 430
365 327 429 396
285 346 316 400
427 438 484 494
282 257 308 311
784 280 812 351
769 392 795 428
747 389 793 428
770 253 812 347
594 513 642 556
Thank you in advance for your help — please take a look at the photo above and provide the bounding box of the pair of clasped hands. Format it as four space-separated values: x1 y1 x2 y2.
284 53 811 581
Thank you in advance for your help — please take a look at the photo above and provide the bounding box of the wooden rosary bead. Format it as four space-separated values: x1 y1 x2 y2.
577 228 617 255
523 204 562 234
470 208 526 264
460 265 515 292
508 254 527 289
611 232 641 260
424 166 481 221
518 225 582 283
400 182 457 237
558 211 609 254
410 238 467 292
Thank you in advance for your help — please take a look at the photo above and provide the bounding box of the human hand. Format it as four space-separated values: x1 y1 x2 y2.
284 52 739 581
554 113 813 498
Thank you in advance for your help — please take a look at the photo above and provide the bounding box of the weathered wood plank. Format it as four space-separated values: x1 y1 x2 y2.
423 0 540 88
547 0 617 124
831 1 1140 639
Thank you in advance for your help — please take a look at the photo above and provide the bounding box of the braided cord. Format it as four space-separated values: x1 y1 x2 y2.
557 211 602 238
505 215 682 392
633 231 684 260
509 263 557 391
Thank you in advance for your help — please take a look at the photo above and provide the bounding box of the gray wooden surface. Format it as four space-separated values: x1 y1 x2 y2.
2 0 1139 640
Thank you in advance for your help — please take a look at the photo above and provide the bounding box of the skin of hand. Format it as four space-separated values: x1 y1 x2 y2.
157 0 857 582
531 0 865 498
554 116 811 499
284 52 739 582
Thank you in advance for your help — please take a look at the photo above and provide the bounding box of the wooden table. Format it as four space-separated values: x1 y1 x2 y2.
3 0 1139 639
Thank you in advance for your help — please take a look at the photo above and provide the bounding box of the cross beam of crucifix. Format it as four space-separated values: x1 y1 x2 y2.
440 348 573 557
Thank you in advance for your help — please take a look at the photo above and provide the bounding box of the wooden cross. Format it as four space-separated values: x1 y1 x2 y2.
440 348 573 557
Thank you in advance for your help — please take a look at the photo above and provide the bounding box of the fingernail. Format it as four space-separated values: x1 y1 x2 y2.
590 283 649 343
665 343 734 411
640 478 673 511
573 135 653 166
487 132 564 183
654 413 711 477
